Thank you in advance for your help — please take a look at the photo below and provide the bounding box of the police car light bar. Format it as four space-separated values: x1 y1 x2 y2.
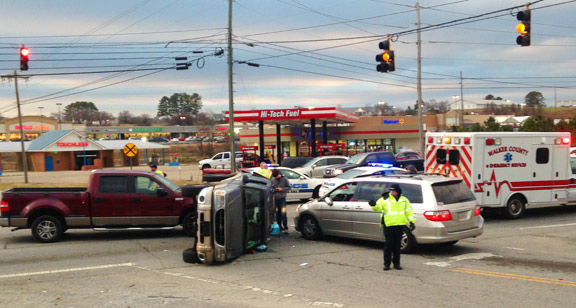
368 163 394 168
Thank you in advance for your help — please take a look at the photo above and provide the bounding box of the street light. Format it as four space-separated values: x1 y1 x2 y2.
38 106 44 135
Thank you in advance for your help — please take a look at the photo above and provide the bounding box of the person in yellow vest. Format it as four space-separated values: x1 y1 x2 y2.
371 183 415 271
256 162 272 179
150 164 167 177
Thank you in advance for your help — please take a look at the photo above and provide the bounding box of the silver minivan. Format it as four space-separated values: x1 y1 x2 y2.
294 175 483 252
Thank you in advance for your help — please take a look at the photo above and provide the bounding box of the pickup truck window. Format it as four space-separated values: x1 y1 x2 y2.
99 176 128 193
154 174 181 192
135 176 161 195
213 153 223 160
223 153 230 159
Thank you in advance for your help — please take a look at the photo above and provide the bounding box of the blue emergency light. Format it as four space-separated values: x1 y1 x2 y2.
368 163 394 168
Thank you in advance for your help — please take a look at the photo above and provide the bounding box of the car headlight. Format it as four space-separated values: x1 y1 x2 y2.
334 169 343 175
296 204 301 215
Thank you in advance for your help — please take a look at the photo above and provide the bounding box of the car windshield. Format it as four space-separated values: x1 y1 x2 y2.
337 168 367 179
301 158 320 168
346 153 366 164
153 173 181 192
432 180 475 204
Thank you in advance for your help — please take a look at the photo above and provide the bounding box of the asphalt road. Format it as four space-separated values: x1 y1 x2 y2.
1 204 576 307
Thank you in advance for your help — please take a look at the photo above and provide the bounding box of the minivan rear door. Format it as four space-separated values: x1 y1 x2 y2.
431 180 477 232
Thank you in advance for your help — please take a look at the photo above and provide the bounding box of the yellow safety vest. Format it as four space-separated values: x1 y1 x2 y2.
155 170 165 177
257 168 272 179
371 195 415 227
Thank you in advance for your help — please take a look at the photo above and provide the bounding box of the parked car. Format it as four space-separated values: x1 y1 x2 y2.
148 137 169 143
245 167 323 202
293 155 348 178
317 165 407 197
281 156 314 169
0 170 207 243
128 137 142 141
323 151 425 178
198 151 243 169
294 175 483 253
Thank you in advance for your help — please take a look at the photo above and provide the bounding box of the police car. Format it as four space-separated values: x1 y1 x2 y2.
246 167 324 202
317 164 407 198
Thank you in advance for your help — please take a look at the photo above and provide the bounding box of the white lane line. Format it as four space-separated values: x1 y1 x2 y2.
0 262 135 279
520 223 576 230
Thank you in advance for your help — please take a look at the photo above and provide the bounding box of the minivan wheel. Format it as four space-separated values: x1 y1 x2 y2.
400 227 416 253
504 196 525 219
300 215 322 240
31 215 64 243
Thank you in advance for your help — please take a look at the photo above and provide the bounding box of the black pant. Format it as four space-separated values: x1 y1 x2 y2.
383 225 404 267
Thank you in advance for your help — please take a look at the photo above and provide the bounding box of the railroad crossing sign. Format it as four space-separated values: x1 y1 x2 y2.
123 143 138 157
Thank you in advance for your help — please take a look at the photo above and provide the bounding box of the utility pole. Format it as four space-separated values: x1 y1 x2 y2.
459 71 464 128
38 106 44 134
13 71 29 183
554 87 557 108
227 0 237 173
416 3 424 155
56 103 62 130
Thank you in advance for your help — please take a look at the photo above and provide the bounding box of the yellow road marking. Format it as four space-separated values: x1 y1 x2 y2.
451 268 576 288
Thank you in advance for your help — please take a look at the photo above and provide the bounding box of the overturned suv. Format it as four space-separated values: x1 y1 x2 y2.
184 173 273 264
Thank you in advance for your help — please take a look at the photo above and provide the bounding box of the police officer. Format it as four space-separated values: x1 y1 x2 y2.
256 162 272 179
371 183 415 271
150 164 167 177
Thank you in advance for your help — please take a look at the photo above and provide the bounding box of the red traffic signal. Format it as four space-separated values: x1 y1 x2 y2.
516 9 531 46
20 45 30 71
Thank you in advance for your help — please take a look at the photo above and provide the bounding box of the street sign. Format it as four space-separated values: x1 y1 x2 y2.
123 143 138 157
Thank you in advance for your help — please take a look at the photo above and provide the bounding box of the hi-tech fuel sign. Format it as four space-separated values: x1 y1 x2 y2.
225 107 359 123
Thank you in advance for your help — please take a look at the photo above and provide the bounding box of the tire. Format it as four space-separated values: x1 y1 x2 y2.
312 186 321 199
504 196 526 219
183 247 201 264
400 227 417 254
182 212 198 237
31 215 64 243
300 215 322 240
201 164 211 170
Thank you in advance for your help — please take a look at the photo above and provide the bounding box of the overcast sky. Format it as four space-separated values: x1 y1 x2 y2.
1 0 575 119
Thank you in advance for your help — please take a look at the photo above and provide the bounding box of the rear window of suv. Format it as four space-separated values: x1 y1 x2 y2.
432 180 475 204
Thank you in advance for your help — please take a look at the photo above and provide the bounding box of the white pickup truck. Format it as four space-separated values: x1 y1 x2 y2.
199 152 243 169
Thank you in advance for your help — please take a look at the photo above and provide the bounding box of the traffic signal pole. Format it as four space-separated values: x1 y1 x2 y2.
416 3 425 156
13 70 29 183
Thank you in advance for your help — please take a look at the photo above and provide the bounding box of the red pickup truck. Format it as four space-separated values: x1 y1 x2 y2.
0 170 204 243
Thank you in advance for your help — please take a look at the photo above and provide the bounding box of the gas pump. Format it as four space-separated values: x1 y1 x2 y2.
239 146 258 168
169 153 180 166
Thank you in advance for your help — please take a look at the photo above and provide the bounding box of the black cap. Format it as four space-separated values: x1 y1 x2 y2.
389 184 401 192
150 164 157 168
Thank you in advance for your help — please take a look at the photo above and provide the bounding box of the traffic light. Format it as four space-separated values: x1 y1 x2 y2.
376 38 395 73
516 7 531 46
20 45 30 71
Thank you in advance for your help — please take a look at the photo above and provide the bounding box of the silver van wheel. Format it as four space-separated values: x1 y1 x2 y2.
400 228 416 253
300 215 322 240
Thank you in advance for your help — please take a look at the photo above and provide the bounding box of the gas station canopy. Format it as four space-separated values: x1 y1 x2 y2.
225 107 359 124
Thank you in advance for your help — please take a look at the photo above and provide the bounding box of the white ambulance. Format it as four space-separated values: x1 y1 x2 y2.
425 132 575 218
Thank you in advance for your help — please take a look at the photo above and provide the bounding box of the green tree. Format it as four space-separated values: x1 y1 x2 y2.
484 116 501 131
520 113 554 131
525 91 545 108
470 123 483 132
63 101 99 124
157 92 202 118
484 94 495 100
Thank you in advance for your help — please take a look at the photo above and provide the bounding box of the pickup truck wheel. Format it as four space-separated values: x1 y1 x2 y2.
182 212 198 237
31 215 64 243
201 164 211 170
400 227 417 254
300 215 322 240
183 248 201 264
504 196 525 219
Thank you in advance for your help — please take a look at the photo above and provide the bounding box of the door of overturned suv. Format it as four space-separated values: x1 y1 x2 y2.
196 174 273 264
